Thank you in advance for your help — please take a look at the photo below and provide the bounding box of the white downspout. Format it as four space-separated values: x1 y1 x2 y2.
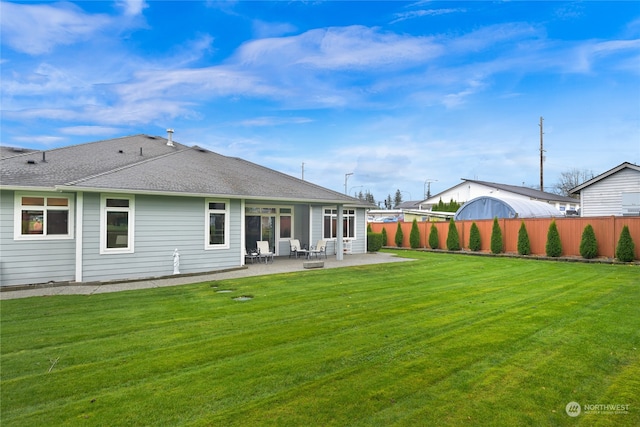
336 204 344 260
75 192 83 283
308 205 313 250
241 199 246 265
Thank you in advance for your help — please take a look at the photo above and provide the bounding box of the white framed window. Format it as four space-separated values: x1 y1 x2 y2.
279 207 292 239
100 195 134 254
206 199 229 249
14 193 74 240
323 208 356 239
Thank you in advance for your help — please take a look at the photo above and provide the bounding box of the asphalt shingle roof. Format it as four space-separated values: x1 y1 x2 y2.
1 135 366 205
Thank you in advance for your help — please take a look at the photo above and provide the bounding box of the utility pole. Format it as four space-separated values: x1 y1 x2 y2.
424 179 437 200
539 116 545 192
344 172 353 195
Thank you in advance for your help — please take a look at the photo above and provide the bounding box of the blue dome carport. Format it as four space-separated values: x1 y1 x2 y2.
454 196 562 221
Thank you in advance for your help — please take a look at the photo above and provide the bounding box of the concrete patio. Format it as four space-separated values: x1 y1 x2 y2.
0 252 413 300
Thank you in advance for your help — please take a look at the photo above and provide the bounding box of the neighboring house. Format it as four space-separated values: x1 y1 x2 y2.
420 179 579 213
569 162 640 217
402 210 454 223
395 200 423 210
0 134 371 287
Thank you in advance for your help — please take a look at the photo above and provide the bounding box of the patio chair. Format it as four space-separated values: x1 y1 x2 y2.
256 241 274 263
309 239 327 259
245 247 260 264
289 239 309 259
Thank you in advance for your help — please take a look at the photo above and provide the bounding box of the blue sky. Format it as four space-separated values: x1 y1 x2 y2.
1 1 639 203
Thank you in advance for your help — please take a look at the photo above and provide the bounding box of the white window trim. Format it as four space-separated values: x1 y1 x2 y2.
322 207 357 240
14 192 75 240
245 205 294 237
100 194 135 254
205 199 230 250
278 207 293 240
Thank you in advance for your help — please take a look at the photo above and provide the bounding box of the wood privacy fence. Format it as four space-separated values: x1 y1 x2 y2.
369 217 640 260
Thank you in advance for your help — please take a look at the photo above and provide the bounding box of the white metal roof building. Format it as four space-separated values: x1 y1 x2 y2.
454 196 562 221
422 179 579 213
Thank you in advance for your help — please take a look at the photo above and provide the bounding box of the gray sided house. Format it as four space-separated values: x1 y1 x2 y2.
569 162 640 217
1 134 371 287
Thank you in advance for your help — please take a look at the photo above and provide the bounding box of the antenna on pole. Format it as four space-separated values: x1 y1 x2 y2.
539 117 545 192
301 162 305 180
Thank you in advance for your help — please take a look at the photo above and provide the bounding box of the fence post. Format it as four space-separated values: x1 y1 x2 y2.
612 216 617 258
502 218 507 253
460 221 467 250
424 221 428 248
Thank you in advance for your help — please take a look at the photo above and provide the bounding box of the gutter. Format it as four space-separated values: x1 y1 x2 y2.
53 185 365 206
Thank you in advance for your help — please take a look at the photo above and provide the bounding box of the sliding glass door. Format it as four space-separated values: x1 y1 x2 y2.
245 206 293 255
245 209 275 252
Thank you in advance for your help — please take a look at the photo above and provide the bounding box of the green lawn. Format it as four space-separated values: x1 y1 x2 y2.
1 251 639 426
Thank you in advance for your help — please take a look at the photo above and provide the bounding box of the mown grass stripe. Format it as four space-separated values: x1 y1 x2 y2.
1 251 638 426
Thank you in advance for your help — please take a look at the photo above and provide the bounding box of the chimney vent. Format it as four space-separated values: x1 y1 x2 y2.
166 129 175 147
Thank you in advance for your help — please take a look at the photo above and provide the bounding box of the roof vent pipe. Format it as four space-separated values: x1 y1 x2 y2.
166 129 174 147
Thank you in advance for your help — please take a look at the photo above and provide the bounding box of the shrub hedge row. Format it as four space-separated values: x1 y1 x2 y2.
385 219 636 262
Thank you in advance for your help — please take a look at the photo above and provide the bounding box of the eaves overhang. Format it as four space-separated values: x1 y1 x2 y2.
1 184 61 193
52 184 365 206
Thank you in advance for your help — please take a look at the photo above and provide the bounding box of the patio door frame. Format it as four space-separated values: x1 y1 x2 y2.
245 205 293 255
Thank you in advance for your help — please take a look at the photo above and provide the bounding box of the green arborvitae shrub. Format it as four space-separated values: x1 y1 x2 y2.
409 219 421 249
367 232 383 252
429 224 439 249
469 222 481 251
446 219 461 251
579 224 598 259
381 227 388 246
545 220 562 257
367 223 372 233
615 225 636 262
395 221 404 247
517 221 531 255
490 217 503 254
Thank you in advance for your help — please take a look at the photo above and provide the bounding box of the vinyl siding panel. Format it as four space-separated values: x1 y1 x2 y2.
0 190 76 286
293 204 310 248
581 169 640 217
81 194 242 282
310 205 326 253
351 208 367 254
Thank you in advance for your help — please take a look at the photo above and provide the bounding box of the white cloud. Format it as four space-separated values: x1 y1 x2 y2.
167 34 216 68
0 1 111 55
2 62 89 96
447 23 541 54
252 20 297 38
235 116 313 127
235 25 442 71
114 66 283 105
391 8 464 24
59 125 123 136
13 135 66 145
116 0 148 17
